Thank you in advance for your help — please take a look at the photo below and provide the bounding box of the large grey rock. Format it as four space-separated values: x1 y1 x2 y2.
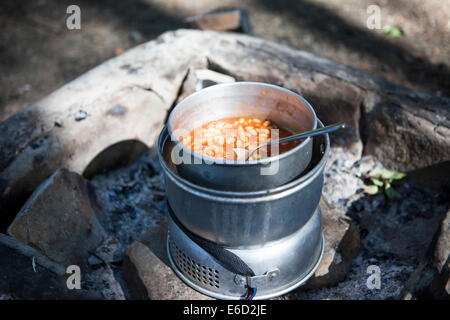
123 220 211 300
7 168 108 267
0 233 101 300
362 94 450 173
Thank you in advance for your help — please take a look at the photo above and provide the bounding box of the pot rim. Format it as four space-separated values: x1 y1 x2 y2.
158 119 329 201
167 81 318 166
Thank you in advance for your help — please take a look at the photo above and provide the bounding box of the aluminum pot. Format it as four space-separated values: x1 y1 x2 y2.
167 82 317 192
158 120 329 247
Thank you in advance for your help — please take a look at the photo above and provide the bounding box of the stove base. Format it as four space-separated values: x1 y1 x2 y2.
167 206 324 300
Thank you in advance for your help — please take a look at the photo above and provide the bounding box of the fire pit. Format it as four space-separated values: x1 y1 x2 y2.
157 85 330 299
2 30 448 301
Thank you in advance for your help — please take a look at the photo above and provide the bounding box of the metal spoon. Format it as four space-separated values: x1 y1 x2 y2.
233 121 346 161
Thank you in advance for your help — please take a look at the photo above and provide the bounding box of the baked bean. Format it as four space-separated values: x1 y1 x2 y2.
180 116 301 161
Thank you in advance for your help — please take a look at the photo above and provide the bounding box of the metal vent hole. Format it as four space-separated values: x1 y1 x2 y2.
170 241 221 289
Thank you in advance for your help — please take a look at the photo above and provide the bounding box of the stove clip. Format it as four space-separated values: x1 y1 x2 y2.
234 268 280 288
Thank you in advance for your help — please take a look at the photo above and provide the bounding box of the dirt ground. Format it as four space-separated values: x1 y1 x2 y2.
1 0 449 121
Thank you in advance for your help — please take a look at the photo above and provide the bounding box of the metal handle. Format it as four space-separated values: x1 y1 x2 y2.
272 121 345 144
248 122 345 159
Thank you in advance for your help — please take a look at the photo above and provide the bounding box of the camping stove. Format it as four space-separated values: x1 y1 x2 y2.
158 119 330 300
167 205 324 300
157 83 331 300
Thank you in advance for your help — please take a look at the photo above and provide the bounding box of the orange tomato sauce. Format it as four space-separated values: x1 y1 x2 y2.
180 117 301 161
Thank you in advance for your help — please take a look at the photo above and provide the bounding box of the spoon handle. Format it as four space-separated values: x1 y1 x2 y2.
271 121 346 145
248 122 345 159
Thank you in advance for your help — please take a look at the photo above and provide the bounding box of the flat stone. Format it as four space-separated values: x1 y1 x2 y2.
7 168 108 267
0 233 101 299
123 220 212 300
296 198 360 290
185 9 251 34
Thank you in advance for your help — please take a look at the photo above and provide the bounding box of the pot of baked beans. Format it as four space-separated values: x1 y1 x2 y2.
167 82 317 192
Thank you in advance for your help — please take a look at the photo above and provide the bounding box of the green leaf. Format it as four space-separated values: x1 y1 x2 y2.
377 169 406 181
368 168 384 178
380 169 396 180
370 177 384 187
393 172 406 180
364 185 379 195
383 26 403 38
385 185 402 201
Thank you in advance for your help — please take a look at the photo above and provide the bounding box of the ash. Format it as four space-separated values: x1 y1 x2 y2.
90 152 167 254
87 151 167 299
292 254 415 300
